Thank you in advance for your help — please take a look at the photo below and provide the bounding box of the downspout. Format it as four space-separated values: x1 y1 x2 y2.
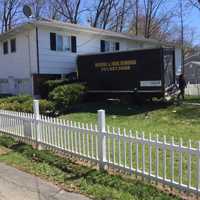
36 26 40 74
27 30 34 96
35 25 40 96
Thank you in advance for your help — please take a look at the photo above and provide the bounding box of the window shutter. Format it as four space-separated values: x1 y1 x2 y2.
115 42 120 51
50 32 56 51
71 36 77 53
10 39 16 53
3 41 8 54
101 40 105 52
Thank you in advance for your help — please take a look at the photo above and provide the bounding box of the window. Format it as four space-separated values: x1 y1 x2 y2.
10 38 16 53
3 41 8 55
115 42 120 51
100 40 105 52
71 36 77 53
50 32 56 51
63 36 71 51
105 41 110 52
56 34 63 51
100 40 120 52
50 32 76 52
138 43 143 48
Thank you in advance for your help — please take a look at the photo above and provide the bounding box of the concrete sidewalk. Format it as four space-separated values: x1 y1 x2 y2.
0 163 90 200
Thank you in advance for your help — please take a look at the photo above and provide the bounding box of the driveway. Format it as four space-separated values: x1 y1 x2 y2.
0 163 90 200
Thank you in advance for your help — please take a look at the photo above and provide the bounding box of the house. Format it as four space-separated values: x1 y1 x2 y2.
0 19 178 96
184 53 200 84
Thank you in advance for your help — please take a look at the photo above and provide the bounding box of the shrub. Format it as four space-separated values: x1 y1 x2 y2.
49 83 86 113
0 95 32 104
45 79 69 91
39 99 55 115
0 95 55 116
0 135 16 148
41 79 72 98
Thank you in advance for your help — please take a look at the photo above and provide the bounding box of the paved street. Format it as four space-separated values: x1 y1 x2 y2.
0 163 90 200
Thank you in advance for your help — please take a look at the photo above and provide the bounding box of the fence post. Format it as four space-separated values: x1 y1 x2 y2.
33 100 42 150
98 110 107 170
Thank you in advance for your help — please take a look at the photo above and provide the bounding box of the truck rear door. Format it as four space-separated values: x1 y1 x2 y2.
163 48 175 88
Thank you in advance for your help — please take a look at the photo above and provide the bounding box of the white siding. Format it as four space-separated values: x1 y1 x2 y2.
37 26 159 75
38 27 76 74
0 30 36 95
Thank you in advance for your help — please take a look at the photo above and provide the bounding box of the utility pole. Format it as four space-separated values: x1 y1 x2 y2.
180 0 184 74
135 0 139 35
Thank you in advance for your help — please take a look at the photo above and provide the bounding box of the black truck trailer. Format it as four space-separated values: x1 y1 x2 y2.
77 48 178 101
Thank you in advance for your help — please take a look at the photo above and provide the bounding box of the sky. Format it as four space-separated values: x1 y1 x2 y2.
184 5 200 45
81 0 200 46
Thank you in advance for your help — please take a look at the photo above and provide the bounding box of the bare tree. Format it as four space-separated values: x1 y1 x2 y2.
0 0 21 32
54 0 82 23
128 0 139 35
135 0 139 35
143 0 166 38
46 0 61 20
88 0 118 29
114 0 131 32
187 0 200 10
128 0 176 41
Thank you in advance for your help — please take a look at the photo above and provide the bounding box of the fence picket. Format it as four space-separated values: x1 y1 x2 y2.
123 128 126 168
82 123 85 155
142 132 145 176
117 128 121 166
149 133 152 176
178 138 183 185
86 123 89 157
112 127 115 164
171 137 175 184
188 140 192 189
136 132 139 174
129 130 133 173
107 126 110 163
163 136 166 181
156 135 159 180
197 142 200 193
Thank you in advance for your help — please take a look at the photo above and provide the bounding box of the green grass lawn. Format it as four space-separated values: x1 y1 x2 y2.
60 96 200 144
0 136 181 200
59 96 200 189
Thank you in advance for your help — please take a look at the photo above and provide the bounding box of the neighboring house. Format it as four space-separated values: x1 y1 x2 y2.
184 53 200 84
0 19 176 96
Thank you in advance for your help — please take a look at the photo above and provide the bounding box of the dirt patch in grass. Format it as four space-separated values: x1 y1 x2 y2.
0 146 10 155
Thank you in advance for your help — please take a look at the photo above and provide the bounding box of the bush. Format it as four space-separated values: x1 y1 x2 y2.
41 79 70 98
49 83 86 113
0 95 55 115
0 135 16 148
45 79 69 91
0 95 32 104
39 99 55 115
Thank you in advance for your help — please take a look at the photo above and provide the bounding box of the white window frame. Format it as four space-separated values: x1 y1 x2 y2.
63 36 71 51
56 34 63 51
104 40 120 52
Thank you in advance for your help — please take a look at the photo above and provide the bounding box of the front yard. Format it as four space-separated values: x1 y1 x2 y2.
0 95 200 199
60 97 200 143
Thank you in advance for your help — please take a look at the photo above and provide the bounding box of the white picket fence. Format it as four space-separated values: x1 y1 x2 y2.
185 83 200 96
0 100 200 195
